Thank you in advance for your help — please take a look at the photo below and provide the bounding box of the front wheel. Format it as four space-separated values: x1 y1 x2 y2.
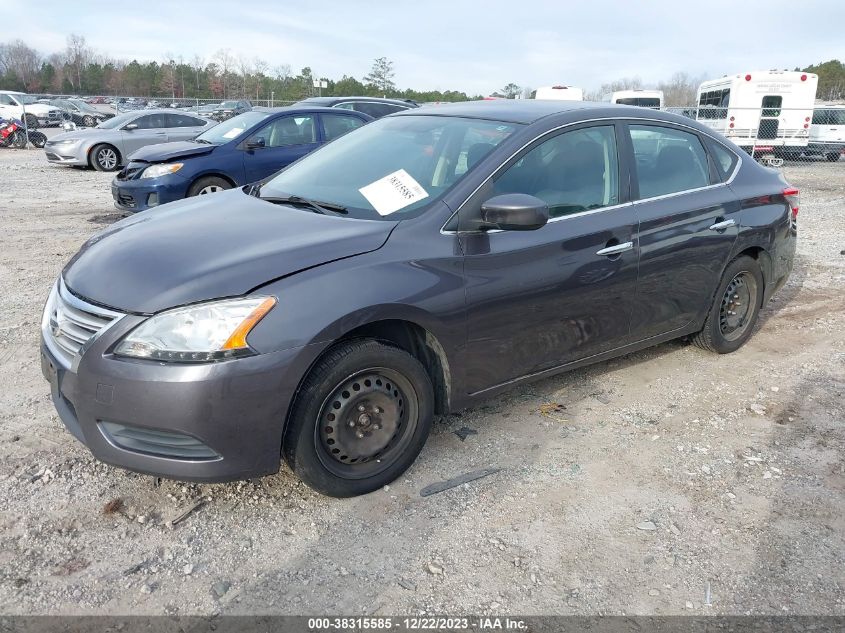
29 132 47 148
826 152 842 162
693 256 764 354
187 176 232 197
82 115 96 127
283 339 434 497
90 144 120 171
11 131 27 149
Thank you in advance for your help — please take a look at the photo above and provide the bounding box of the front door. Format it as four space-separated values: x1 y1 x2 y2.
242 114 319 183
625 123 740 340
460 123 640 394
121 113 168 155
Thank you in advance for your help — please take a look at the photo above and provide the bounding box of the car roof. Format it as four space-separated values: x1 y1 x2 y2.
300 96 417 107
251 105 372 117
393 99 712 129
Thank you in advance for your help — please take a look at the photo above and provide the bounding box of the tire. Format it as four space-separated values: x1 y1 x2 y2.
82 115 96 127
29 132 47 148
24 114 38 129
90 144 120 171
693 255 764 354
11 131 27 149
283 339 434 497
187 176 232 197
826 152 841 162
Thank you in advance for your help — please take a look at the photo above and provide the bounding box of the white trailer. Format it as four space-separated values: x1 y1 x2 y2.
695 70 818 158
533 85 583 101
603 89 663 108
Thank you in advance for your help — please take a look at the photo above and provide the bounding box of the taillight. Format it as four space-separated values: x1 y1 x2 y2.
745 74 752 81
800 74 807 81
783 187 799 219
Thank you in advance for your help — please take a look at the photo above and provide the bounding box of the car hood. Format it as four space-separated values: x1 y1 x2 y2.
128 141 214 163
48 128 118 143
24 103 57 115
63 189 397 314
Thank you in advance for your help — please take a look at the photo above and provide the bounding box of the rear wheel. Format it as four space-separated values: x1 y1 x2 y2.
826 152 841 162
82 115 96 127
187 176 232 197
283 339 434 497
29 131 47 148
11 131 27 149
24 114 38 129
90 144 120 171
693 256 764 354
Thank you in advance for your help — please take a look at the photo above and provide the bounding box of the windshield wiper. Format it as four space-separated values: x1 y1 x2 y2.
259 194 347 216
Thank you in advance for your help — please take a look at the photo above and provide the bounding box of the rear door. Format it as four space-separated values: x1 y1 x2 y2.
241 113 319 183
163 113 207 141
121 113 168 155
626 122 740 340
460 123 640 393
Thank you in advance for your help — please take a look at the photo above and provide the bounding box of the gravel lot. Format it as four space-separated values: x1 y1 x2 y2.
0 148 843 617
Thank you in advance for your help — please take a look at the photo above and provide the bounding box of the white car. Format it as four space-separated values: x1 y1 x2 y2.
807 105 844 161
0 91 62 128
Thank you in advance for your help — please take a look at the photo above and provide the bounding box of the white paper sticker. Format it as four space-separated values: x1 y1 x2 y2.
222 127 243 139
359 169 429 215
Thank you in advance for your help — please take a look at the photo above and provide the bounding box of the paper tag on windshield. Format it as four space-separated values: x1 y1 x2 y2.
359 169 429 215
222 127 243 139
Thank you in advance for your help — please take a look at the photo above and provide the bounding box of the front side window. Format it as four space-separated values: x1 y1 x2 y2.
492 125 619 218
131 114 163 130
251 115 316 147
630 124 710 198
322 114 366 141
260 115 518 219
0 94 14 106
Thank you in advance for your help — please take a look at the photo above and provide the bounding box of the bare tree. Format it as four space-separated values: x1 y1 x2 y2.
191 54 204 93
0 40 41 89
65 33 92 92
214 48 234 98
237 56 252 98
585 76 643 101
658 71 705 107
253 57 269 100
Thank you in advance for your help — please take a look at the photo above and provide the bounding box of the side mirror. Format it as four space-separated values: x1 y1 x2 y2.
123 123 138 131
246 137 265 150
480 194 549 231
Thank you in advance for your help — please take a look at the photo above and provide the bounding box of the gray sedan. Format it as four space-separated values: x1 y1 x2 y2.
43 110 215 171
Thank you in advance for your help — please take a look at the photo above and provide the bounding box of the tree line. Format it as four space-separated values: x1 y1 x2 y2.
1 34 843 105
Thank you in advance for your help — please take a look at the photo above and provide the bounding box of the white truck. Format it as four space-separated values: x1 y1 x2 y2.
0 91 62 129
806 105 845 162
603 89 663 109
533 85 583 101
695 70 818 159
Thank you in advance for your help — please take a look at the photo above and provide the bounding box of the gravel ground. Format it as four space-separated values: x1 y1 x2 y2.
0 149 843 616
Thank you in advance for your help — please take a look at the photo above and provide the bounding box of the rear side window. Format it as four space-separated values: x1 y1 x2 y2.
629 125 710 198
322 114 366 141
706 139 739 182
131 114 163 130
164 113 206 127
354 102 405 118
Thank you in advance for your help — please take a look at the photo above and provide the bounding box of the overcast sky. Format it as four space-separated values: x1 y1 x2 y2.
11 0 845 95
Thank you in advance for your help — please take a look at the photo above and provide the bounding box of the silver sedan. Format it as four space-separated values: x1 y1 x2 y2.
43 109 215 172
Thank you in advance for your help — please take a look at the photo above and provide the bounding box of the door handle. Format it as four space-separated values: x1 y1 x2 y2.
596 241 634 257
709 219 736 231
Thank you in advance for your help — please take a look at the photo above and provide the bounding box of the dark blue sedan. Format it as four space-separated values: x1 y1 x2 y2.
111 106 372 212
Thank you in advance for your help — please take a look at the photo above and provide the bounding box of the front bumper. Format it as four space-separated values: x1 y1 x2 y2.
111 173 191 212
41 305 321 482
44 142 87 166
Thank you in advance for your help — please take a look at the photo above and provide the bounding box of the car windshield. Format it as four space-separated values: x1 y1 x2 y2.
18 94 38 104
194 111 269 144
220 101 238 108
260 115 518 219
96 112 138 129
70 99 99 113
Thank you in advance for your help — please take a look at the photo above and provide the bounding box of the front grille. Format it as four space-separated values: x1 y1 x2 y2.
45 152 60 160
44 279 124 367
116 192 136 208
99 421 221 460
116 161 147 181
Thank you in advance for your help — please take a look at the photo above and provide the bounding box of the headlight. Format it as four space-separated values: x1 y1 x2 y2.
53 138 78 145
115 297 276 362
140 163 184 179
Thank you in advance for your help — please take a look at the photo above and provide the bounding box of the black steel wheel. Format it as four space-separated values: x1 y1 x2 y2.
693 255 764 354
283 339 434 497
